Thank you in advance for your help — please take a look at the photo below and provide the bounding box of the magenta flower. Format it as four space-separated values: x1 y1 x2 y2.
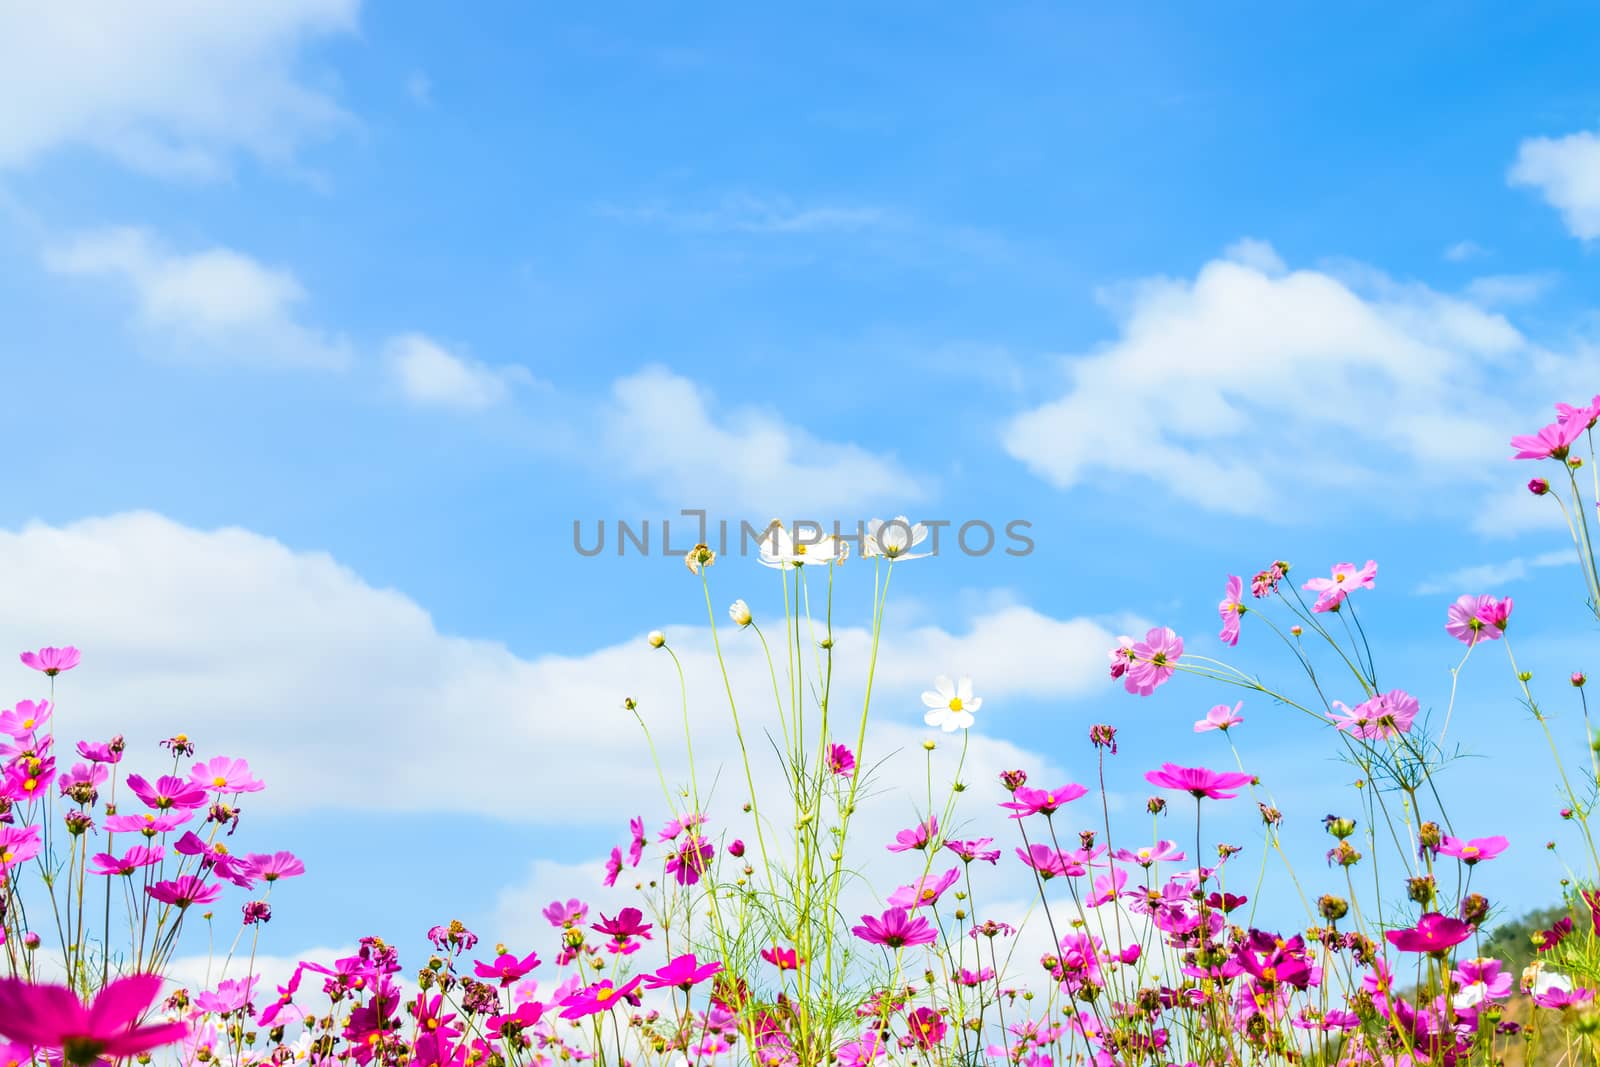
557 976 643 1019
642 953 722 991
999 783 1088 819
1088 866 1127 907
190 756 265 794
542 898 587 928
89 845 163 877
104 810 193 836
603 847 622 887
1446 595 1502 645
147 875 222 909
0 974 186 1065
1329 689 1421 740
627 816 645 867
1144 763 1254 800
852 907 938 948
887 866 960 910
1303 561 1377 613
2 756 54 804
1113 840 1185 868
1218 575 1245 646
76 738 124 764
126 773 208 812
944 837 1001 865
473 951 540 987
19 646 81 677
1511 418 1585 461
886 816 938 852
1124 627 1183 695
761 945 804 971
192 977 259 1016
1194 701 1244 733
593 907 653 954
0 825 42 871
0 699 52 738
1385 913 1473 954
828 742 856 776
245 851 305 882
665 834 713 885
1437 835 1508 865
905 1006 947 1050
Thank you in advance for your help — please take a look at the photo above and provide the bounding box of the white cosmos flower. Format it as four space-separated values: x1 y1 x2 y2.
864 516 931 561
1527 965 1573 997
921 674 980 731
729 599 753 627
758 521 848 568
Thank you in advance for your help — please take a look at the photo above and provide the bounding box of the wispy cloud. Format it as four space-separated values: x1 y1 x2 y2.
1412 549 1574 595
1510 126 1600 240
597 193 895 235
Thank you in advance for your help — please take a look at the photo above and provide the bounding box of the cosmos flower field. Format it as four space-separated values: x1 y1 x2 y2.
4 395 1600 1067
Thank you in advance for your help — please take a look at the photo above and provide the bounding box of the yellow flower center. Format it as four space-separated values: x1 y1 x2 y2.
920 888 937 902
214 776 228 787
21 718 34 729
1262 966 1277 981
948 697 964 712
23 778 38 793
1463 845 1480 856
1335 573 1347 583
597 987 615 1002
1 849 13 863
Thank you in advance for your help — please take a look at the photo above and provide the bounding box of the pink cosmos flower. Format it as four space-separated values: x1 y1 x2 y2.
1479 596 1512 635
89 845 163 877
557 976 643 1019
1124 627 1183 695
761 945 804 971
77 738 123 764
886 816 938 852
944 837 1001 865
190 756 265 794
1107 636 1137 681
104 810 193 836
1015 844 1083 880
473 951 540 986
1329 689 1421 740
1511 419 1585 461
0 975 186 1065
0 825 42 871
1114 840 1185 868
828 743 856 776
643 954 722 991
999 783 1088 819
192 977 259 1016
126 773 208 812
1452 958 1513 1009
19 646 81 677
244 850 305 882
147 875 222 909
603 847 623 887
542 899 587 928
905 1006 947 1050
1385 913 1473 954
1446 594 1503 645
1088 866 1127 907
0 699 51 738
1144 763 1254 800
2 757 54 804
1303 561 1377 613
593 907 653 954
852 907 938 948
1218 575 1245 646
665 834 713 885
887 867 960 910
627 816 645 867
1194 702 1244 733
1437 835 1508 865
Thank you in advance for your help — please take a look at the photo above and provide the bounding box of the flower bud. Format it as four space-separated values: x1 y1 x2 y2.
1324 815 1356 839
1418 821 1442 851
1407 875 1436 906
1574 672 1588 688
728 839 745 858
922 739 936 751
999 769 1027 792
1530 478 1550 496
1318 894 1349 922
1519 671 1533 683
647 630 666 649
1460 892 1490 926
1146 796 1167 816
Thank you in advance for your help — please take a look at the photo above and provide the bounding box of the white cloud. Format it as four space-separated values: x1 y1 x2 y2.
386 333 534 410
0 0 358 178
1443 240 1489 263
0 512 1114 824
44 227 350 368
598 194 892 235
1001 244 1558 519
1464 272 1557 307
1221 237 1285 275
1510 127 1600 240
1413 548 1575 595
600 366 928 514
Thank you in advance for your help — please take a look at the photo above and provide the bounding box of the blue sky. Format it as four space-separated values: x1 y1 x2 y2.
3 1 1600 976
